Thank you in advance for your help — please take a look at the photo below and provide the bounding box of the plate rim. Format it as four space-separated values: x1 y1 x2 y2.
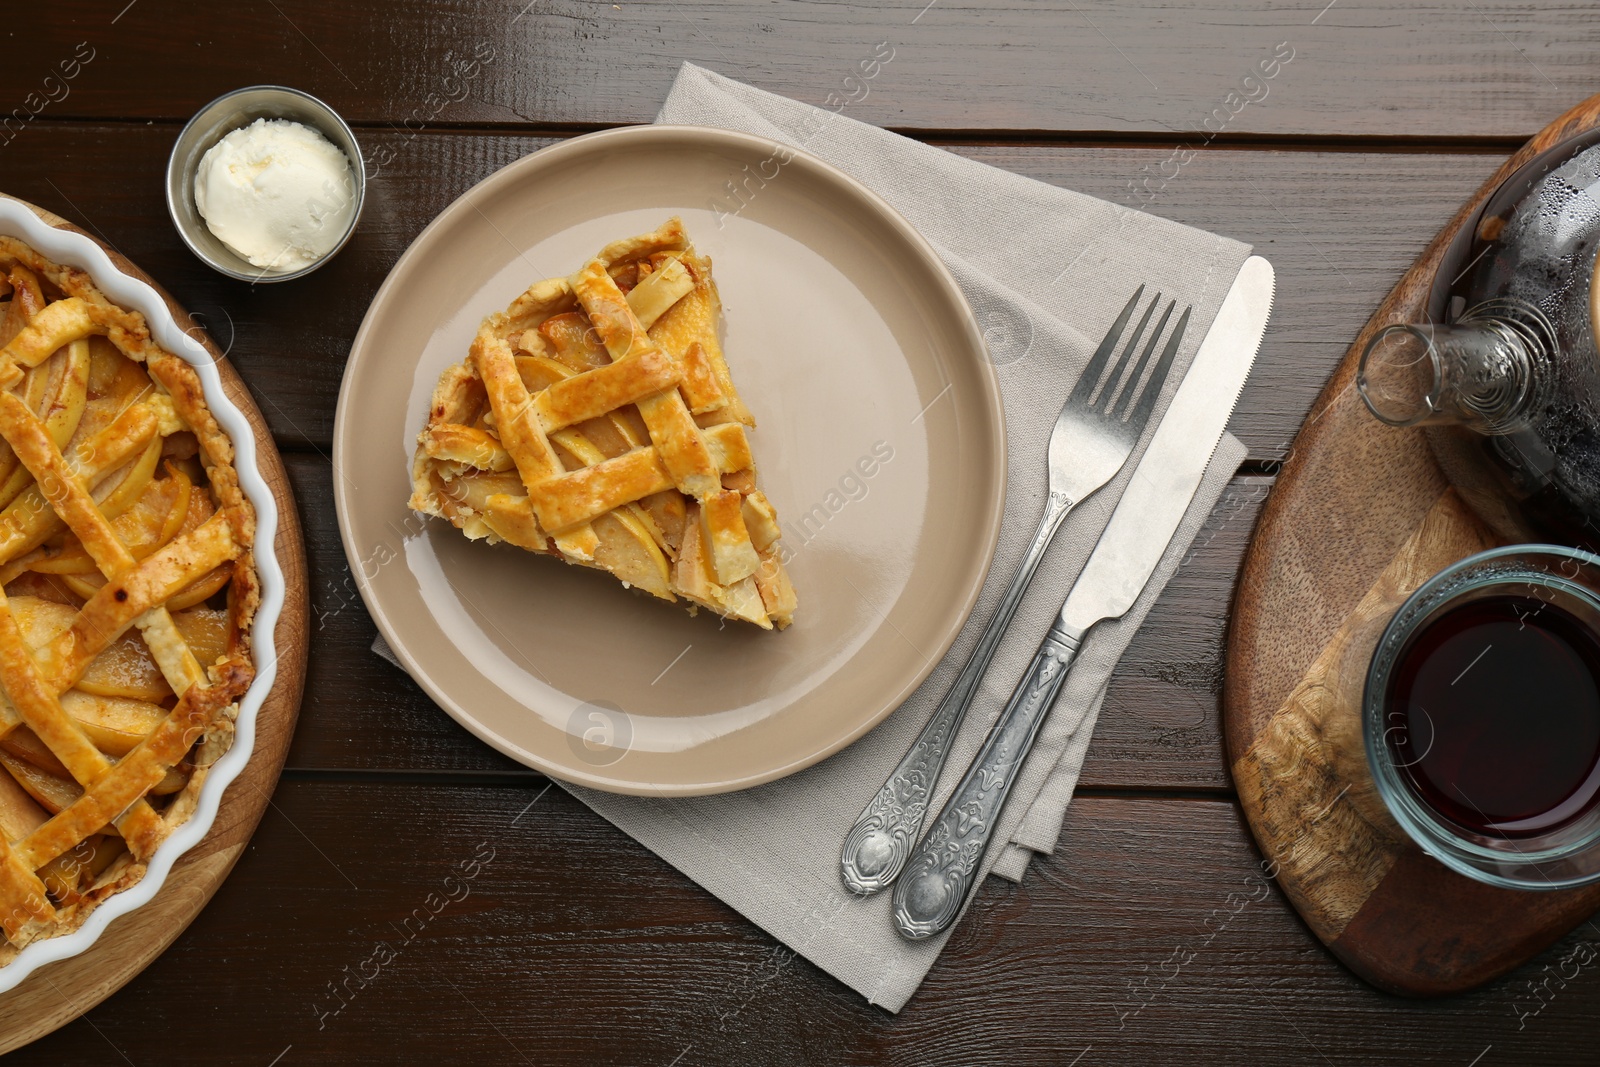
333 122 1005 795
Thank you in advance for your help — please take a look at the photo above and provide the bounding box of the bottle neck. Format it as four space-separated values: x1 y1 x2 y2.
1359 299 1555 435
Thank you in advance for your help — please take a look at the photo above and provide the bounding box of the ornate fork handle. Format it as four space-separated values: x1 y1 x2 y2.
891 619 1084 939
840 490 1076 895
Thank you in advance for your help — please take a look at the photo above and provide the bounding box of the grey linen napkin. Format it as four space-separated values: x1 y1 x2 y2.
376 63 1251 1011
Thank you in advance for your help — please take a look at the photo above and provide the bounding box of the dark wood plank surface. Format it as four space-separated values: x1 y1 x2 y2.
17 784 1600 1066
1 0 1597 1062
7 0 1599 138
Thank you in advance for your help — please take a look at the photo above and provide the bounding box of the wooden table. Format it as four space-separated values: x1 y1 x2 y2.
2 2 1596 1062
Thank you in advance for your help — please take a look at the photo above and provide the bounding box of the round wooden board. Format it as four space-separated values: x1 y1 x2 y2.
1224 95 1600 997
0 195 308 1050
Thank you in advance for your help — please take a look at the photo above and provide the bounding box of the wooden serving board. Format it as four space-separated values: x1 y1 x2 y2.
0 196 308 1050
1224 95 1600 997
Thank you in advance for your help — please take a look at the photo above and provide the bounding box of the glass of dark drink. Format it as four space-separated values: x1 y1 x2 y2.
1364 544 1600 888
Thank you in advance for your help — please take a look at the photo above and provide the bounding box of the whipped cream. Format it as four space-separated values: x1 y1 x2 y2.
194 118 356 272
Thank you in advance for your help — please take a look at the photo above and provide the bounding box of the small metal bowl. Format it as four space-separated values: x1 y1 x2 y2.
167 85 365 283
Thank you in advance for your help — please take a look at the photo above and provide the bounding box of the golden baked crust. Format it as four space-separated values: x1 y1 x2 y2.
0 235 257 965
410 217 796 629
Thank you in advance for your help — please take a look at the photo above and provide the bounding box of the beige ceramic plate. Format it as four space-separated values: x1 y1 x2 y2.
334 125 1003 795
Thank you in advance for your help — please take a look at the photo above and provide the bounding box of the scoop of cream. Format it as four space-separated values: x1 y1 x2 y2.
194 118 356 273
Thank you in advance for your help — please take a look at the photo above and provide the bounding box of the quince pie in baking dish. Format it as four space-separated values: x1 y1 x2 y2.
410 217 797 630
0 236 256 963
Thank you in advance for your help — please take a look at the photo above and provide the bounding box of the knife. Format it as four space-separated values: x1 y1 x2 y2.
891 255 1275 940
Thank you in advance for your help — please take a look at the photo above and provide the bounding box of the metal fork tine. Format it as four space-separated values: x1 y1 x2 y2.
1068 285 1144 405
1111 299 1175 421
1097 292 1160 413
1127 305 1192 432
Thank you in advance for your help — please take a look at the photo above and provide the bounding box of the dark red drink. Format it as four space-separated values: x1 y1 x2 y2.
1384 593 1600 838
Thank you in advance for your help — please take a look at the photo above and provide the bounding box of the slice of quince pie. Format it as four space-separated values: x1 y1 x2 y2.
410 217 796 630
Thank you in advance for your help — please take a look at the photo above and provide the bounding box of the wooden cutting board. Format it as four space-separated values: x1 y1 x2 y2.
1224 94 1600 997
0 195 309 1050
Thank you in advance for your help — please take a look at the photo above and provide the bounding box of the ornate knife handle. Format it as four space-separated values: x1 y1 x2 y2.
840 491 1076 895
891 619 1085 940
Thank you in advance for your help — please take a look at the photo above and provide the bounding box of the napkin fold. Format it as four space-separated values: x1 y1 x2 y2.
377 63 1252 1012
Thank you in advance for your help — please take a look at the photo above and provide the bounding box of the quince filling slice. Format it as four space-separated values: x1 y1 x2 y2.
411 217 796 630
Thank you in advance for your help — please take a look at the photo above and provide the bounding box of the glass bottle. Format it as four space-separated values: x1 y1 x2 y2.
1359 134 1600 548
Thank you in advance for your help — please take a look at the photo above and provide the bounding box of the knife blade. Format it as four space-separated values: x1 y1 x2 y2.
1061 254 1275 633
891 255 1275 940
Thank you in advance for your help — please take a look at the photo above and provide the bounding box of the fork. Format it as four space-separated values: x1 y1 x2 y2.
840 286 1192 895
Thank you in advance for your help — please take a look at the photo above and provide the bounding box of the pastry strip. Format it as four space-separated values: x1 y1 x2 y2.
0 400 167 566
14 660 251 871
526 421 754 534
23 511 239 700
0 833 54 940
0 393 206 695
0 594 165 857
473 334 599 560
570 262 720 499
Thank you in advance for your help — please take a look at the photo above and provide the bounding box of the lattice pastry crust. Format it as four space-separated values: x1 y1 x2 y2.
0 236 257 965
410 217 796 630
